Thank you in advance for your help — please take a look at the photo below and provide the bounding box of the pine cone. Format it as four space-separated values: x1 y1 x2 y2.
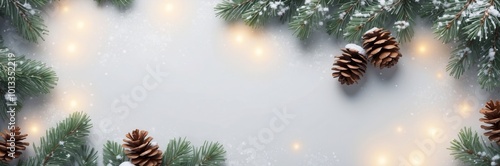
0 127 29 163
123 129 163 166
332 46 368 85
362 28 402 69
480 100 500 144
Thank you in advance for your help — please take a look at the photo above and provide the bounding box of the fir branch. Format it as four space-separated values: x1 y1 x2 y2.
95 0 134 8
390 0 416 43
1 0 47 42
289 0 329 40
477 29 500 90
188 142 226 166
103 140 127 166
419 0 446 20
449 127 499 166
0 47 57 120
215 0 258 22
326 0 363 38
446 41 475 79
70 145 98 166
242 0 271 26
344 0 390 42
162 137 192 166
433 0 474 43
461 0 495 41
23 112 92 166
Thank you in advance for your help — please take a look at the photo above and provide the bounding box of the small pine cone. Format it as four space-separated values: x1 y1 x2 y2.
0 127 29 163
362 28 402 69
480 100 500 144
332 46 368 85
123 129 163 166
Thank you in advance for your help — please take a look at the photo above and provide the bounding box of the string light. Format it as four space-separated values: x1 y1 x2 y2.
77 21 85 29
62 6 69 12
165 3 173 12
67 43 77 53
31 125 38 133
235 34 244 43
418 44 427 54
428 127 438 137
377 155 387 165
292 142 301 151
436 72 443 79
254 47 263 56
459 102 471 118
70 100 78 108
396 126 403 133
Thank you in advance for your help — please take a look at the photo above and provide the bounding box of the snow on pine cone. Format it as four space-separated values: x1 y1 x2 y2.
0 127 29 163
332 44 368 85
362 27 402 69
480 100 500 144
123 129 163 166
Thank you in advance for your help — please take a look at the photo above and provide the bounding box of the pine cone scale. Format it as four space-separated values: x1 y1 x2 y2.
123 129 163 166
362 28 402 69
480 100 500 144
0 127 29 163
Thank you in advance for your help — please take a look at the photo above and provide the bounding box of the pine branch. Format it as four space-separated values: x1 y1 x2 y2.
23 112 92 166
433 0 474 43
344 0 390 42
188 142 226 166
94 0 134 8
289 0 329 40
70 145 98 166
0 46 57 120
215 0 258 22
419 0 446 20
162 137 192 166
446 41 475 79
477 29 500 90
103 140 127 166
449 127 499 166
390 0 416 43
326 0 363 38
0 0 47 42
242 0 272 26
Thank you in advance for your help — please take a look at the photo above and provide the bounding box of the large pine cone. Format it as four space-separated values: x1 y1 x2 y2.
332 46 368 85
362 28 402 69
123 129 163 166
0 127 29 163
480 100 500 144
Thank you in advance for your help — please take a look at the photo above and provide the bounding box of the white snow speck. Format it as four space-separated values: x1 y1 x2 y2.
66 154 71 158
150 142 158 146
59 141 65 146
493 154 500 161
489 48 496 61
394 21 410 31
488 6 500 17
119 161 135 166
116 155 123 160
345 44 365 56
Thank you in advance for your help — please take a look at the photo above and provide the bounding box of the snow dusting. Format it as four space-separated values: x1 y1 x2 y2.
394 21 410 31
119 161 135 166
365 27 379 34
489 48 496 61
345 44 365 55
488 6 500 17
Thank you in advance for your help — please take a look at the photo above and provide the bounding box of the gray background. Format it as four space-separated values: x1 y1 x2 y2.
2 0 500 165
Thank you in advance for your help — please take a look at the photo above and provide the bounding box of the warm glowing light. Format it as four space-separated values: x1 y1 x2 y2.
31 126 38 133
67 43 76 53
77 21 85 29
396 126 403 133
428 127 438 137
292 142 301 151
70 100 78 108
235 34 244 43
418 44 427 53
377 155 387 165
436 72 442 79
255 47 263 56
459 102 472 118
409 150 424 165
165 3 173 12
62 6 69 12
